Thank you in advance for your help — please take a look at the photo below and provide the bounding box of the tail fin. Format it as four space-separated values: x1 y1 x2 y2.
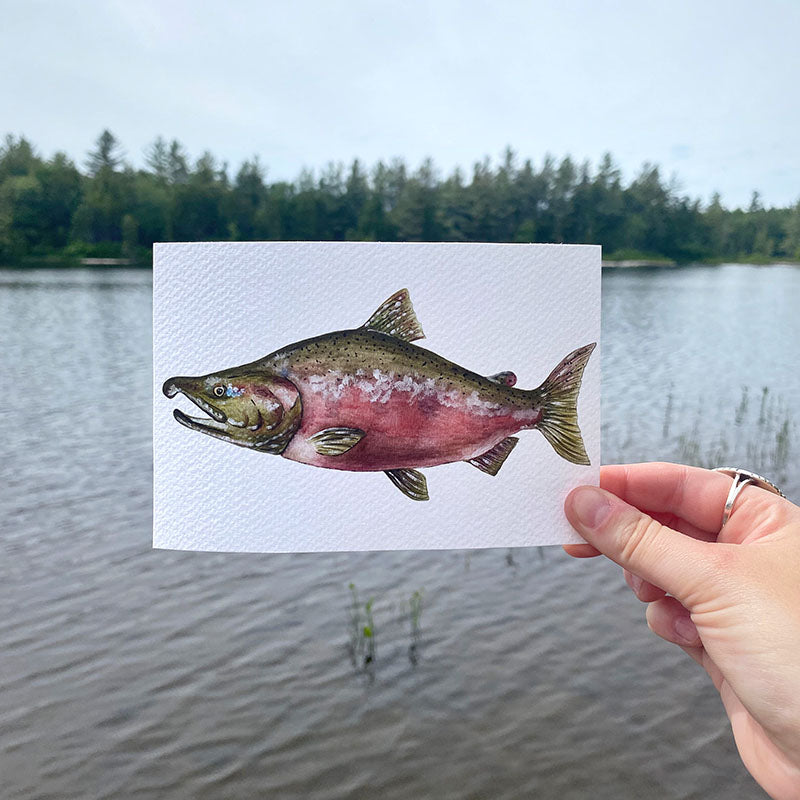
534 343 596 465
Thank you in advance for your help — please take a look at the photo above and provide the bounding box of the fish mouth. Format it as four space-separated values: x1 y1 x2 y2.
171 405 264 438
162 375 299 451
173 407 231 435
164 378 234 439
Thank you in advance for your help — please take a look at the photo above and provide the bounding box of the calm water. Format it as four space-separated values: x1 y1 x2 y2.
3 264 798 799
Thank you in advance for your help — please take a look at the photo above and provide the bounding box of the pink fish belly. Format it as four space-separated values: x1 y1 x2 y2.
280 375 540 471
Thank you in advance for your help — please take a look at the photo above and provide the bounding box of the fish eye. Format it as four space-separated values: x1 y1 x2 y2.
213 385 225 397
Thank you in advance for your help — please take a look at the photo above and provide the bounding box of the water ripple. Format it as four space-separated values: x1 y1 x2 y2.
3 267 793 798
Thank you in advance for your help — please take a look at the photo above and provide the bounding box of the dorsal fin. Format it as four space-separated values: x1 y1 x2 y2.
487 371 517 387
362 289 425 343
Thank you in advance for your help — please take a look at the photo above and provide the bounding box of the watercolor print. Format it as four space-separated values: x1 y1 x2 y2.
162 289 596 501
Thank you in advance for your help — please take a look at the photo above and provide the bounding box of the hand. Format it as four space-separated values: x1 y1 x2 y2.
563 463 800 800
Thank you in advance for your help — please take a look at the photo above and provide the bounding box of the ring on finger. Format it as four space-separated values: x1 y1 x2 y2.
712 467 785 528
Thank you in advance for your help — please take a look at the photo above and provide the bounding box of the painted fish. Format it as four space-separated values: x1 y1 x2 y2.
162 289 596 501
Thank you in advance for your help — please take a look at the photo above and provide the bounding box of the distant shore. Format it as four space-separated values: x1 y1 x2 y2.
602 258 676 268
2 256 799 271
602 258 800 268
4 132 799 272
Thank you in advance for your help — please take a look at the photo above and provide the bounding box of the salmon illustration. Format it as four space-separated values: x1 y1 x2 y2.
162 289 596 501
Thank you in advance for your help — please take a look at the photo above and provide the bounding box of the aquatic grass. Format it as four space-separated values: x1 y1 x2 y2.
615 384 796 494
735 386 749 425
347 583 376 670
346 584 427 671
662 393 672 438
505 549 516 568
408 590 423 665
363 598 376 664
409 590 423 638
679 387 795 483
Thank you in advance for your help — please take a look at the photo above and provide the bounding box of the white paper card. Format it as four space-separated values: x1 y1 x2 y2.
153 242 600 552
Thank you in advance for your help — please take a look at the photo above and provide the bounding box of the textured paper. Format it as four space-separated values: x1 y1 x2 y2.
153 242 600 552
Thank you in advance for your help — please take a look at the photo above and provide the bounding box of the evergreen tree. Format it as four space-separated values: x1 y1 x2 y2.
230 158 267 239
0 129 796 264
86 130 123 176
36 153 83 248
783 201 800 260
145 136 170 182
0 135 37 181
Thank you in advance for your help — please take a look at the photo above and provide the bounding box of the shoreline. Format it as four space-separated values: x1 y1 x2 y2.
602 258 800 268
2 257 799 271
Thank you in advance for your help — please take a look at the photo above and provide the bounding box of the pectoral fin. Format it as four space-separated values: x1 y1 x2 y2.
308 427 366 456
466 436 519 476
385 468 429 501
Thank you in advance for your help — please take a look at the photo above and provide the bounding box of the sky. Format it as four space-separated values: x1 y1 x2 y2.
2 0 798 208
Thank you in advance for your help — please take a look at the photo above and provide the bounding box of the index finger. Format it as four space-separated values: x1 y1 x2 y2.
600 462 732 533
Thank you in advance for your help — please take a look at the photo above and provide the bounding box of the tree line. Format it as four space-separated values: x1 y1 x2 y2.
1 130 799 265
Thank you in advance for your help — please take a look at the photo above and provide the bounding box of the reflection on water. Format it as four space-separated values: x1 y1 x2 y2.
3 265 796 799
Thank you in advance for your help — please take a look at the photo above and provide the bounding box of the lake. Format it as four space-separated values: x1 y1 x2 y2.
2 264 797 799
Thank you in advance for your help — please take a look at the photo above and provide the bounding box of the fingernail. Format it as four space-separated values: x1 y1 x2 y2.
570 486 612 530
674 614 699 645
630 574 644 595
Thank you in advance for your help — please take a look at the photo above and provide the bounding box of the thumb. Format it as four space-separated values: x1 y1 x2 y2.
565 485 716 604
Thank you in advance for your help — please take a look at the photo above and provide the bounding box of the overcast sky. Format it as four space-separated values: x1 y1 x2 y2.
3 0 798 208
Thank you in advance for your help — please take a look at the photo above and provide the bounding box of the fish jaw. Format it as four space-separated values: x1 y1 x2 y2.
163 376 233 438
163 373 302 452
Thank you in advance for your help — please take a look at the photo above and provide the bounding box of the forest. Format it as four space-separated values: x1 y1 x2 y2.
1 130 799 265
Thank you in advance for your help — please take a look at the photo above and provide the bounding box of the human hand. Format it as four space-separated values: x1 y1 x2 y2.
563 463 800 800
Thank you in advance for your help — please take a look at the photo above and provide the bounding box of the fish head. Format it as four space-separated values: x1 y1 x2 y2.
162 369 302 452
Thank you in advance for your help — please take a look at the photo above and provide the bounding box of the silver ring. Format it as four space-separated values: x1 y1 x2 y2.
713 467 785 528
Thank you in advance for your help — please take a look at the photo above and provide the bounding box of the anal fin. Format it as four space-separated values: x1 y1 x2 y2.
385 468 429 501
309 427 365 456
466 436 519 476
